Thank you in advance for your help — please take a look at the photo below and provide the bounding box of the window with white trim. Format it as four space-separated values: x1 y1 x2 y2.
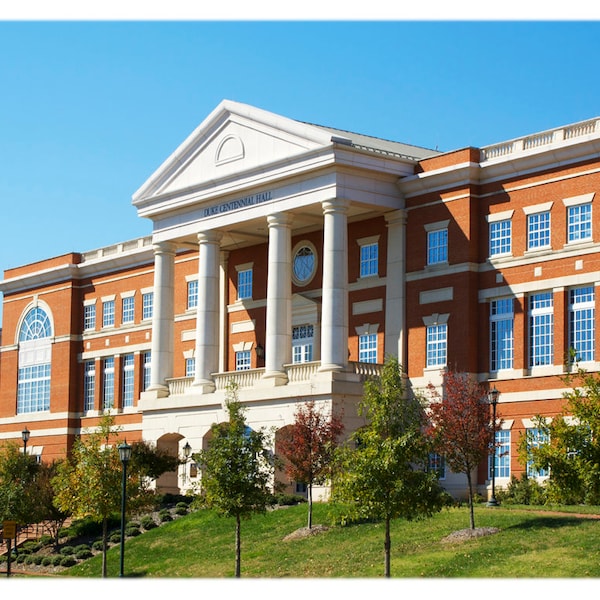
526 428 549 478
235 350 251 371
185 357 196 377
359 242 378 278
187 280 198 310
569 286 595 362
489 429 510 479
122 296 135 324
567 202 592 243
122 354 135 408
103 357 115 409
427 228 448 265
527 211 551 250
489 219 512 257
142 292 153 320
142 351 151 391
426 323 447 367
428 453 446 479
237 268 253 300
529 292 553 367
292 324 314 364
84 303 96 330
102 299 115 328
490 298 514 371
84 360 95 411
358 333 377 363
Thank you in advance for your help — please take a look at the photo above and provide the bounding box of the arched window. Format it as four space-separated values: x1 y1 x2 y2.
17 306 52 414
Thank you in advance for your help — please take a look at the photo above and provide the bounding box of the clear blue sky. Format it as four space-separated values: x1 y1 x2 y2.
1 17 600 285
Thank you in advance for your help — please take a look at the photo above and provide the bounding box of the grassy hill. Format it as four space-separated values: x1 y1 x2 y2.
53 502 600 578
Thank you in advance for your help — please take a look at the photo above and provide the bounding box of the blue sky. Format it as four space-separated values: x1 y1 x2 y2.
1 16 600 288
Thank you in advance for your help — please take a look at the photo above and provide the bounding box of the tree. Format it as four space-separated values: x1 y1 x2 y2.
519 367 600 504
332 356 447 578
278 400 344 529
426 369 498 530
194 383 273 578
52 413 179 577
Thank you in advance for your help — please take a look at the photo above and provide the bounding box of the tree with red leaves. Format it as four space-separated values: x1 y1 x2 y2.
278 400 344 529
426 369 499 530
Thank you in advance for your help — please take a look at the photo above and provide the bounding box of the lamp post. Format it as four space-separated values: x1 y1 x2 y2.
182 441 192 488
118 441 132 577
487 387 500 507
21 428 30 455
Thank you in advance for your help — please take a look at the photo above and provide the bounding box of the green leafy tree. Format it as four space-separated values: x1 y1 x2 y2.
519 367 600 504
194 382 273 578
426 369 498 530
277 400 344 529
332 356 447 578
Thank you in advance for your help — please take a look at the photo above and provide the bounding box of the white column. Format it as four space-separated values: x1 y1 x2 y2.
320 199 349 372
194 230 222 392
146 241 176 397
218 250 229 374
263 212 292 384
384 210 407 370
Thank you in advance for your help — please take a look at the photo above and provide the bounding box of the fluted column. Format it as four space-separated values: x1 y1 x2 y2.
147 241 176 397
263 213 292 384
320 199 349 372
384 210 407 371
194 230 222 392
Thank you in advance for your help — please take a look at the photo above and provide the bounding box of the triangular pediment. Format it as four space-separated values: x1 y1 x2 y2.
133 100 335 206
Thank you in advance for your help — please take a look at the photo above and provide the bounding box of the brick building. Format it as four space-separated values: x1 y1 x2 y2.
1 100 599 499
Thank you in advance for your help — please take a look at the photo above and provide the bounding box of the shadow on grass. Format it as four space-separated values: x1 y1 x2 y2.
506 515 587 531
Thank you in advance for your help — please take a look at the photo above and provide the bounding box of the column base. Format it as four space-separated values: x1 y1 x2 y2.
192 380 216 394
141 386 170 400
259 371 289 387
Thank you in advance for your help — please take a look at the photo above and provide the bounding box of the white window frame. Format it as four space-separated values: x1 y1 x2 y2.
529 292 554 367
490 298 514 371
102 298 115 328
569 286 595 363
237 266 253 301
122 295 135 324
187 279 198 310
83 302 96 331
142 291 154 320
122 354 135 408
292 324 314 364
83 359 95 411
358 236 379 278
103 357 115 409
235 350 251 371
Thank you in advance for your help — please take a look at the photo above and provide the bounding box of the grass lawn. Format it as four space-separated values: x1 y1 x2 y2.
58 502 600 579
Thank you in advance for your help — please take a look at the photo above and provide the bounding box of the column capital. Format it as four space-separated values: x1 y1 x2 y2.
152 241 177 256
197 230 223 244
384 209 407 227
321 198 350 214
267 212 293 227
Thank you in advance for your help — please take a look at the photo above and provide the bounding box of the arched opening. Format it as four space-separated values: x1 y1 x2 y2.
155 433 184 494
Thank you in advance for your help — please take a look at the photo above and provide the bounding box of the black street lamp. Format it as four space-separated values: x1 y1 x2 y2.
118 441 132 577
487 387 500 507
182 441 192 487
21 428 30 455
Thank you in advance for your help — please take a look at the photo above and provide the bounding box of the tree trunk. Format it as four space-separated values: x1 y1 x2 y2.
307 483 313 529
102 517 108 578
384 516 391 578
466 469 476 530
235 514 241 578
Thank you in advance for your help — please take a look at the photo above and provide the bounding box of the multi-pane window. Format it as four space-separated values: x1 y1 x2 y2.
358 333 377 363
122 354 135 408
142 292 153 320
426 323 447 367
187 280 198 310
17 307 52 414
185 357 196 378
359 242 378 277
526 428 549 478
83 360 96 411
567 203 592 243
84 304 96 330
103 357 115 409
527 211 551 250
490 299 514 371
237 269 252 300
292 324 314 364
428 453 446 479
122 296 135 324
102 300 115 328
235 350 251 371
142 352 152 391
569 286 595 362
529 292 554 367
489 429 511 479
489 219 512 257
427 229 448 265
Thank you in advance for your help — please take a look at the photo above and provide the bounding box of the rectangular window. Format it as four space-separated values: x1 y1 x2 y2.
17 364 51 413
359 242 378 277
529 292 554 367
187 280 198 310
489 430 511 479
490 299 514 371
122 354 135 408
526 428 549 478
235 350 251 371
428 453 446 480
84 360 95 411
292 324 314 364
122 296 135 324
103 357 115 409
527 211 551 250
84 304 96 330
185 357 196 378
426 323 447 367
427 229 448 265
237 269 253 300
569 286 595 362
102 300 115 328
567 203 592 243
358 333 377 363
142 351 151 391
142 292 153 320
489 219 512 257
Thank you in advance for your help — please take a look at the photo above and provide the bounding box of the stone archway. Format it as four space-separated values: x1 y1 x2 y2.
155 432 184 494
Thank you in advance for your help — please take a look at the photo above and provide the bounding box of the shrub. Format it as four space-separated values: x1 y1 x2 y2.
23 540 42 552
17 547 31 555
125 526 141 537
75 544 90 553
51 555 63 566
60 545 75 555
92 540 104 551
58 526 72 539
497 474 547 505
174 505 188 515
39 534 53 547
0 555 7 564
60 556 77 568
109 532 121 544
159 512 173 523
24 555 35 565
76 549 93 560
41 557 53 566
273 493 307 506
140 516 157 530
15 554 26 564
33 555 44 565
